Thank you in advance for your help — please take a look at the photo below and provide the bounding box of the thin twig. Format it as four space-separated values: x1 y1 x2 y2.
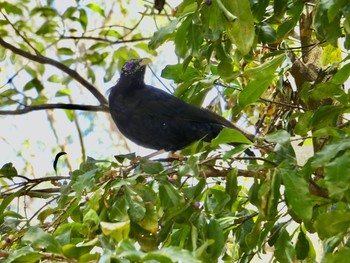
0 38 108 106
0 103 108 115
60 35 151 44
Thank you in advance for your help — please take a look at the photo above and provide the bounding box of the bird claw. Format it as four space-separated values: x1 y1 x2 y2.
167 152 186 161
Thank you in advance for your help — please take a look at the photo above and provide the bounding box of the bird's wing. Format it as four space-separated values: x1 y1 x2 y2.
137 86 253 139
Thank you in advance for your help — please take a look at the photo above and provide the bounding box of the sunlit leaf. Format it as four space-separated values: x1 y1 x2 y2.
224 0 255 55
86 3 105 17
211 127 252 146
332 62 350 84
100 221 130 241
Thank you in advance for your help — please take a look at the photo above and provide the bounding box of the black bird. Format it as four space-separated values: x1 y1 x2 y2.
108 58 252 152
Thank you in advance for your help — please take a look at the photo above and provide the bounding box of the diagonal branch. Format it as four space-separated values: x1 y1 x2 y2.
61 35 151 44
0 103 108 115
0 37 108 106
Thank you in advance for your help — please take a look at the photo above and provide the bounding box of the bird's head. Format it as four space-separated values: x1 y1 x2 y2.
120 58 152 78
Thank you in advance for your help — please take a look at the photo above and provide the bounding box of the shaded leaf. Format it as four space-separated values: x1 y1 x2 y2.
314 211 350 239
238 76 273 107
149 19 178 50
281 169 313 221
22 227 62 253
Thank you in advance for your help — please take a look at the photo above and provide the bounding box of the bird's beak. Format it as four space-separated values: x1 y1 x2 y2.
139 58 152 66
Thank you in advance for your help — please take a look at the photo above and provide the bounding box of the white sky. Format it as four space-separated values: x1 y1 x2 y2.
0 0 181 176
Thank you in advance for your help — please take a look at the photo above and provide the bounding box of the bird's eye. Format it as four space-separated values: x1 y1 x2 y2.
125 62 134 70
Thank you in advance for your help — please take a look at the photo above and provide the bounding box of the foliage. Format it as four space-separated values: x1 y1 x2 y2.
1 0 350 262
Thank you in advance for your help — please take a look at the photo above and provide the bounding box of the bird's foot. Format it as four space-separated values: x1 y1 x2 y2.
131 149 166 165
168 152 186 161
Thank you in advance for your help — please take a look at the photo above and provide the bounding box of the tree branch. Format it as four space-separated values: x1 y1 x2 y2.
61 35 151 44
0 103 108 115
0 37 108 106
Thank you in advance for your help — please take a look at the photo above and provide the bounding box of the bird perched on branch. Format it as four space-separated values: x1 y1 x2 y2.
108 58 253 152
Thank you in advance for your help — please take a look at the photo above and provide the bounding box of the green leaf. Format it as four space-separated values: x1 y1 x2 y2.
62 6 77 19
322 44 342 66
62 244 94 259
36 21 58 35
205 187 230 213
323 248 350 263
314 211 350 239
251 0 269 21
0 187 27 223
216 0 236 21
207 219 225 260
268 170 281 218
116 239 145 261
31 6 57 17
149 19 178 50
324 152 350 200
310 105 345 130
38 208 55 224
238 76 273 107
104 60 118 82
58 47 74 55
281 169 313 221
22 227 62 253
276 2 303 38
161 64 201 83
160 181 183 206
257 22 277 43
140 160 164 174
24 78 44 94
71 169 98 197
243 54 285 79
308 82 346 104
0 162 18 177
274 229 296 263
200 0 225 40
224 0 255 55
55 88 71 97
174 1 198 17
295 230 309 260
79 8 88 31
1 246 42 263
83 209 100 229
86 3 105 17
332 63 350 84
144 246 201 263
217 60 234 79
100 221 130 241
0 2 23 15
314 0 342 46
48 74 62 83
211 127 252 146
265 130 291 144
125 186 146 222
293 112 313 136
175 17 191 58
311 139 350 168
100 29 122 39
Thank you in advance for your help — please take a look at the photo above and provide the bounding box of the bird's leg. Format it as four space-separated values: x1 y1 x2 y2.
167 151 186 161
131 149 166 164
143 149 166 159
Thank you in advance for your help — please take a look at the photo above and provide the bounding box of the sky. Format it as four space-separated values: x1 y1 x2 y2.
0 0 181 177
